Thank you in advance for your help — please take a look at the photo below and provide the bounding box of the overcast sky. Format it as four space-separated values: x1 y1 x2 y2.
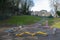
31 0 51 12
57 0 60 3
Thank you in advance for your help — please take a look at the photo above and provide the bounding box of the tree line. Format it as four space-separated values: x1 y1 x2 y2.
0 0 34 20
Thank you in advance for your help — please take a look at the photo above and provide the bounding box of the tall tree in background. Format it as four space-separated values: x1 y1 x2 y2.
12 0 21 15
56 11 60 16
0 0 12 20
50 0 59 17
0 0 21 20
0 0 11 15
53 0 60 17
21 0 34 15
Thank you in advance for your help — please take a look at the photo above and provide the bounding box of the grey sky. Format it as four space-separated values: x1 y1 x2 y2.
31 0 51 12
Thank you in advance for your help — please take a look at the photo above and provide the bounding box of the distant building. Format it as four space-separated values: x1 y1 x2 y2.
31 10 51 17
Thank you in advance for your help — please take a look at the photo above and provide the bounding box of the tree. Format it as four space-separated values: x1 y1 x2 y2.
56 11 60 16
12 0 21 15
0 0 21 14
0 0 21 20
49 0 57 16
0 0 11 20
0 0 12 15
21 0 34 15
53 0 60 17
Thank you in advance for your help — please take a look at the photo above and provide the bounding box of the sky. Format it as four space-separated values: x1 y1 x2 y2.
57 0 60 3
31 0 51 12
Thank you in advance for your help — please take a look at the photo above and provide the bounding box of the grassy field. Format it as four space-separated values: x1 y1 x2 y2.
52 22 60 28
51 18 60 28
48 18 54 25
41 18 54 26
41 18 60 28
0 15 41 25
0 15 60 28
47 18 60 28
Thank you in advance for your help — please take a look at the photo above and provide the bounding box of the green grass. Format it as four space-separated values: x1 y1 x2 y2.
51 18 60 28
41 18 54 26
1 15 60 28
48 18 54 25
0 15 41 25
46 18 60 28
41 18 60 28
52 22 60 28
40 18 60 29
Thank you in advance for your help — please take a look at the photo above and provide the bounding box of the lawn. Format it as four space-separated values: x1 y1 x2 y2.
52 18 60 28
48 18 54 25
41 18 60 28
0 15 60 28
47 18 60 28
52 22 60 28
0 15 41 25
41 18 54 26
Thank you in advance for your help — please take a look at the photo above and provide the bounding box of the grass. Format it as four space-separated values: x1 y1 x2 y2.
46 18 60 28
41 18 54 26
0 15 60 28
41 18 60 28
48 18 54 25
0 15 41 25
52 18 60 28
52 22 60 28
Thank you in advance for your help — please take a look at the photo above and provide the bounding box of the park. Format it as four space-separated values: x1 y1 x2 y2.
0 0 60 40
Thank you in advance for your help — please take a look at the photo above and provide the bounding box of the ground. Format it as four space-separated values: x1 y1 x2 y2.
0 15 60 40
0 23 60 40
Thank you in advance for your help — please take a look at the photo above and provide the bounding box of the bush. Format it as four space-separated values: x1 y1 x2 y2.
56 11 60 16
48 15 53 18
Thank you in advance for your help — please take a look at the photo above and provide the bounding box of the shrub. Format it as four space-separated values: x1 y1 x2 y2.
48 15 53 18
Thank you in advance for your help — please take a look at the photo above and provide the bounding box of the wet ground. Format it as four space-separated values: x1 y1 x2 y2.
0 27 60 40
0 20 60 40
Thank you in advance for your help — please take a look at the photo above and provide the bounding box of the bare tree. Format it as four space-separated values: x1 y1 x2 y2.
21 0 34 15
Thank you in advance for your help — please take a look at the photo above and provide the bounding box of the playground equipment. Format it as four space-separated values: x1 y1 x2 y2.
16 31 48 37
36 31 48 36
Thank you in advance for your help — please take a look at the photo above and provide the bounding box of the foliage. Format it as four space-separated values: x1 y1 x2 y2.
48 14 53 18
0 0 20 20
0 0 11 20
21 0 34 15
56 11 60 16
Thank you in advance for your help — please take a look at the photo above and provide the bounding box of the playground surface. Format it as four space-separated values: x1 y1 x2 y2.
0 26 60 40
